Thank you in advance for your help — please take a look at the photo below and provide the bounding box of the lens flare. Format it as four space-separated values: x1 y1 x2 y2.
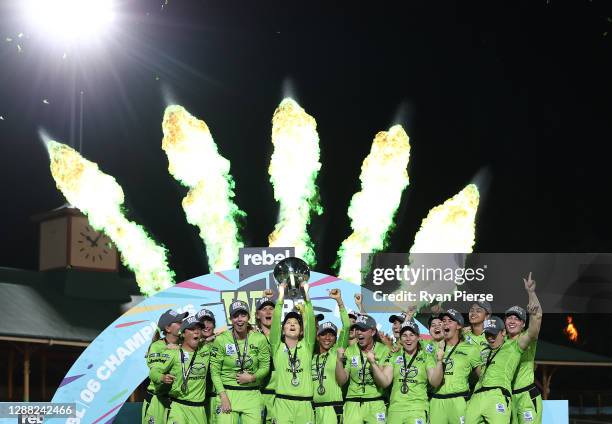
410 184 480 254
46 141 174 295
336 125 411 284
268 98 322 266
162 105 245 271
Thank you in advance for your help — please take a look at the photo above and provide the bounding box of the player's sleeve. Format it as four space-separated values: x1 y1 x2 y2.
469 345 484 369
270 300 283 352
425 351 436 370
378 345 391 367
303 299 316 349
337 306 351 349
149 348 176 384
253 333 271 385
512 338 526 354
209 334 226 393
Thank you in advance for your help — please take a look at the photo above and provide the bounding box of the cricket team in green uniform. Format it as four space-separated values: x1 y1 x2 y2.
142 272 543 424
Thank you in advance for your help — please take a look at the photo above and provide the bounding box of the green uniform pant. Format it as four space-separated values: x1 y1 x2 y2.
314 404 343 423
262 392 275 423
387 408 428 424
167 401 207 424
271 397 315 424
466 390 512 424
429 396 467 424
206 395 219 424
511 392 543 424
215 389 264 424
143 395 170 424
343 399 387 424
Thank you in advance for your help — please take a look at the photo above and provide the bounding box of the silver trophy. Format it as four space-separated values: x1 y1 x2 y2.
273 257 310 299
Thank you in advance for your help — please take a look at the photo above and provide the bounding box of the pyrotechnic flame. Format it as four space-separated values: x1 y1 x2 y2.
268 98 322 266
46 141 174 296
162 105 245 271
336 125 411 284
564 315 579 343
410 184 479 254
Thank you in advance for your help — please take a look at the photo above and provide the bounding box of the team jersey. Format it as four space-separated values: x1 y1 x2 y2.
344 342 391 399
311 307 351 403
145 339 176 394
258 329 277 393
209 329 271 393
270 299 316 397
384 347 436 411
430 340 482 395
465 330 488 350
420 339 437 355
149 343 211 402
475 339 524 393
512 336 537 390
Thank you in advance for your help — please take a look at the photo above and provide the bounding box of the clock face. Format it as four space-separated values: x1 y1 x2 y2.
70 216 118 270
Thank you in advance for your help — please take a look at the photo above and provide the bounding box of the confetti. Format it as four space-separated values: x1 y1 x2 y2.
17 44 22 52
43 99 50 104
0 116 5 121
62 52 67 59
18 32 23 38
6 37 12 42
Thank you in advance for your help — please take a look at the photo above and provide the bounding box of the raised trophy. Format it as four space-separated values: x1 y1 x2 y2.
273 257 310 299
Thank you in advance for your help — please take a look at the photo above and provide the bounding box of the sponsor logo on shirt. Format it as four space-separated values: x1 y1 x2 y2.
523 411 534 421
351 356 359 368
226 344 237 356
426 344 434 353
376 412 386 422
496 403 506 413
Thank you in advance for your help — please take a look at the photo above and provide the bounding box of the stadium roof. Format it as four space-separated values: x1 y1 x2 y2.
0 267 142 346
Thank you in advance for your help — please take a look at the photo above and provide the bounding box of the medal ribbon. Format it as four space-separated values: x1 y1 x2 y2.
401 344 419 395
232 329 249 373
285 342 300 383
180 346 198 392
316 352 329 393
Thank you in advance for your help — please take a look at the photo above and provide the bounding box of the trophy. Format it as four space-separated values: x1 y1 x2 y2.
273 257 310 299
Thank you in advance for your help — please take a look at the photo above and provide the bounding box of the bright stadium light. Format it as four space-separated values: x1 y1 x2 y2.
23 0 115 43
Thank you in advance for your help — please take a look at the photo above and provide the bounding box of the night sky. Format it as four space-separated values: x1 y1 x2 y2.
1 0 612 357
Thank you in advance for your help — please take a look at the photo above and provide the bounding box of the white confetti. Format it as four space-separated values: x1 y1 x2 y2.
43 99 50 104
0 116 5 121
17 44 22 52
6 37 12 42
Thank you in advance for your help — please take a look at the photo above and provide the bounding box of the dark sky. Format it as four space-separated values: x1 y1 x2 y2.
1 0 612 284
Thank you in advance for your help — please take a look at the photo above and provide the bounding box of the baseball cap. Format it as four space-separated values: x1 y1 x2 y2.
317 321 338 336
229 300 249 317
347 309 359 319
158 309 189 332
427 314 442 328
389 312 407 324
315 313 325 322
283 310 303 327
180 316 203 332
505 306 527 322
472 300 492 314
483 316 505 336
255 297 275 310
440 309 465 327
353 314 377 330
196 308 215 323
399 319 420 336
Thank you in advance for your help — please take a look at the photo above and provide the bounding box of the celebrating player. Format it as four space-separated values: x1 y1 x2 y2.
505 273 543 424
336 314 391 423
466 273 543 424
269 282 316 424
429 309 482 424
209 300 271 424
142 309 187 424
311 288 351 423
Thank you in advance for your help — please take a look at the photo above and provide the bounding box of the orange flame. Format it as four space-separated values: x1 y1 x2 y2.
563 315 579 343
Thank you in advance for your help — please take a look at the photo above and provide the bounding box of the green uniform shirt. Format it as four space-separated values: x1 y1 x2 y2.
512 337 537 390
384 347 435 411
431 340 482 395
344 342 391 399
150 344 211 402
145 339 175 394
466 331 488 350
311 307 351 403
420 339 437 356
475 339 524 393
209 329 271 393
270 299 316 397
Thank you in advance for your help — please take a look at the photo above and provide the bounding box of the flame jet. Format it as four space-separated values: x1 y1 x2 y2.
268 98 322 266
336 125 411 284
46 141 174 296
162 105 245 271
410 184 479 254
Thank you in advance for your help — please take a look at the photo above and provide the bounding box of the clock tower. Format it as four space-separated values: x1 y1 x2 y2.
34 205 119 272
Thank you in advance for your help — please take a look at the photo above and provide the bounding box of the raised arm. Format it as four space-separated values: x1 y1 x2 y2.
335 347 349 386
329 289 351 348
302 283 316 348
368 350 391 388
426 341 445 388
270 284 285 352
518 272 543 351
354 293 366 314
